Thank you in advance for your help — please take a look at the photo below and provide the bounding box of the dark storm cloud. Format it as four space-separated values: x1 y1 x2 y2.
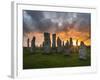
76 13 91 32
23 10 91 33
23 10 57 33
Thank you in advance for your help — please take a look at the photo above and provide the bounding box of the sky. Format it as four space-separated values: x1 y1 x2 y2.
23 10 91 47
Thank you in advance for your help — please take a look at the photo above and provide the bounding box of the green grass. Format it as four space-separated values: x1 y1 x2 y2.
23 48 91 69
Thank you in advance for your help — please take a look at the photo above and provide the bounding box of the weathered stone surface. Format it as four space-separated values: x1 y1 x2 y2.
64 40 71 56
52 34 56 48
30 36 36 53
43 32 51 54
79 41 87 60
69 37 73 47
57 37 62 53
27 38 29 48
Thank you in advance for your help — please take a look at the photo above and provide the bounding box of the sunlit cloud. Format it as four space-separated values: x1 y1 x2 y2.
23 10 91 47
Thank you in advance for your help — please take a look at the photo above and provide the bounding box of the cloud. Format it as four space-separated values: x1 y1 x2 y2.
23 10 91 34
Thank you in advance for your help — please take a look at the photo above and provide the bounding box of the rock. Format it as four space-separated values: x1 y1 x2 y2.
79 41 87 60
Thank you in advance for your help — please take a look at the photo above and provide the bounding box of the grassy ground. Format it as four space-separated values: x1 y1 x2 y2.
23 48 91 69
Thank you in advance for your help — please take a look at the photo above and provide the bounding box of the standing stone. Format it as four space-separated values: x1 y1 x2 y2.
57 37 62 53
79 41 87 60
65 40 69 47
69 37 73 53
52 34 57 53
57 37 61 47
27 38 29 48
43 32 51 54
76 39 79 52
62 41 65 47
76 40 78 47
69 37 73 47
52 34 56 48
30 36 36 53
64 40 71 56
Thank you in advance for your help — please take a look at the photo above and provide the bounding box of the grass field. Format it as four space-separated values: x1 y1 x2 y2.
23 48 91 69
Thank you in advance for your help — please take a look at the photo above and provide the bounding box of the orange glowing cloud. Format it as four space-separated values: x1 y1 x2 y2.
56 29 90 46
23 28 90 47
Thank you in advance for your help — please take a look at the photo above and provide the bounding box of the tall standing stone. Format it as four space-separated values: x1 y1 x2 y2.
64 40 71 56
65 40 69 47
76 39 79 52
69 37 73 47
76 40 78 47
57 37 62 53
62 41 65 47
27 38 29 48
52 34 57 53
52 34 56 48
43 32 51 54
57 37 61 47
69 37 73 53
79 41 87 60
31 36 36 53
